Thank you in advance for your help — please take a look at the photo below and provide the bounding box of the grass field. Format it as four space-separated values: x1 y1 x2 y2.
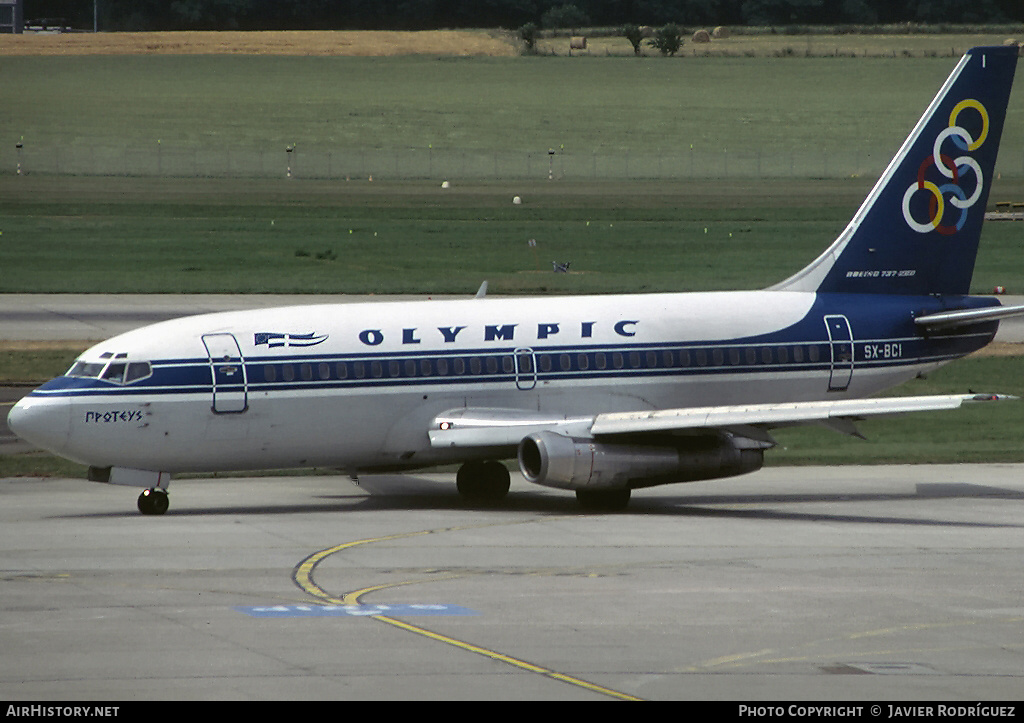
3 174 1024 295
3 52 1023 160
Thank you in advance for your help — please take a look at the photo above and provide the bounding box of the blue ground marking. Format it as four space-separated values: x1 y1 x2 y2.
236 603 477 617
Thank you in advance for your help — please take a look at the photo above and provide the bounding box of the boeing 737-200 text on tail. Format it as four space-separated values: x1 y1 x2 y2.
8 46 1022 514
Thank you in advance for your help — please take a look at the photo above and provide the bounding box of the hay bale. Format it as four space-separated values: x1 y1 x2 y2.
692 29 711 44
570 36 587 50
712 26 730 39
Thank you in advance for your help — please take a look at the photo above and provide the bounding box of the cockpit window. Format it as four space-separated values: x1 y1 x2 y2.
124 362 152 383
102 363 127 382
66 357 152 385
67 362 106 378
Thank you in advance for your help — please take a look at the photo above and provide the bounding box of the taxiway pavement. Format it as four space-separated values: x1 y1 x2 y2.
0 467 1021 701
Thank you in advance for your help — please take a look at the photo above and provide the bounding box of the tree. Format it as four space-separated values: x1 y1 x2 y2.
540 3 590 30
620 24 646 56
647 24 683 56
519 22 539 52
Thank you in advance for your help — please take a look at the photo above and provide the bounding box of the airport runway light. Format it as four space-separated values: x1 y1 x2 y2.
15 142 22 176
548 148 555 180
286 145 294 179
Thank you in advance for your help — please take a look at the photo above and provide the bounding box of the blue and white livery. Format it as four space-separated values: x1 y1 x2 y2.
8 46 1021 513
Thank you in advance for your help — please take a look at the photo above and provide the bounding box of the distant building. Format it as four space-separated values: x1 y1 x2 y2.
0 0 23 33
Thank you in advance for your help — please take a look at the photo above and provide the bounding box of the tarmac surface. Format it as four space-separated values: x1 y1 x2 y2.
1 295 1022 700
0 467 1022 701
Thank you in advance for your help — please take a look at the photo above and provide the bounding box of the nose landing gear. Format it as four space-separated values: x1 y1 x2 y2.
138 488 169 515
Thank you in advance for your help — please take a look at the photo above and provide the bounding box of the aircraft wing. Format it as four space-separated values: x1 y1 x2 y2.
429 394 1014 449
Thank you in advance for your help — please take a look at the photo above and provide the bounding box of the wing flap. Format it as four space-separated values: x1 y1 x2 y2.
590 394 1012 437
429 395 1014 449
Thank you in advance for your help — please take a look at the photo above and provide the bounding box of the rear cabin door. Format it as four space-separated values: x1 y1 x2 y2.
823 315 854 392
202 333 248 413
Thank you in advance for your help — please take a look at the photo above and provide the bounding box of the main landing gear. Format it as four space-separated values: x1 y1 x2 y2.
575 487 631 512
138 488 169 515
456 460 511 503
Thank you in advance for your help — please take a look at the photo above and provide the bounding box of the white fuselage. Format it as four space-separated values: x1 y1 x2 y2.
12 290 978 475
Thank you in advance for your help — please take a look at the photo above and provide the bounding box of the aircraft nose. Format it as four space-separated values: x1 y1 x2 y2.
7 396 71 453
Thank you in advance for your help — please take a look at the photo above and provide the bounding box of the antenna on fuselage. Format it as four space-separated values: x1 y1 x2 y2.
475 281 488 298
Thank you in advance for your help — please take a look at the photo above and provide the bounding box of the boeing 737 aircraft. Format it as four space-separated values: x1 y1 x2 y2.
8 46 1022 514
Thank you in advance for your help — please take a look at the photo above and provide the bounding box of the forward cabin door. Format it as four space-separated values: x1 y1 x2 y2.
823 315 854 392
202 333 248 413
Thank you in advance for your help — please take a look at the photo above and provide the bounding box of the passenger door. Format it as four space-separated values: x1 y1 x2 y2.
202 333 248 413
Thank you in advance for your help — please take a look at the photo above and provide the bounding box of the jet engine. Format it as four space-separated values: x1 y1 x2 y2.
517 431 763 491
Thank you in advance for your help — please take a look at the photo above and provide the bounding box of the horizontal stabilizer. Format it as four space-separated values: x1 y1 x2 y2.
914 303 1024 329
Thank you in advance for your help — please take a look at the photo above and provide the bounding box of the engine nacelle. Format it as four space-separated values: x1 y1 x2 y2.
517 431 763 491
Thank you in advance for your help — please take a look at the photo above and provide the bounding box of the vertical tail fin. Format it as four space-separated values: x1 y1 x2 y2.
773 46 1018 296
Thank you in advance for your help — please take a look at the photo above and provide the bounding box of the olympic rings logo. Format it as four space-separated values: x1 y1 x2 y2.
902 99 989 235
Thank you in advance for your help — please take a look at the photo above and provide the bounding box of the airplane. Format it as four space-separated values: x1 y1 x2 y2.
7 45 1022 515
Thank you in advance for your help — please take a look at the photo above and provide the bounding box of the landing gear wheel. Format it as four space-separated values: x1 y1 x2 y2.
456 460 511 503
138 488 169 515
576 488 631 512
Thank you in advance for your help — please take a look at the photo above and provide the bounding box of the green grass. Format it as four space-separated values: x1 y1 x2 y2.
3 54 1023 159
3 175 1024 295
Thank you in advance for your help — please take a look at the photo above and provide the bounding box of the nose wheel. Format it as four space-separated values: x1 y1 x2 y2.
138 488 169 515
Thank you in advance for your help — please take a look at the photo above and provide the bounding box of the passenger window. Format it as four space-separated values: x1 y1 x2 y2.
318 363 331 380
454 358 466 375
612 352 624 369
436 358 448 375
646 351 657 367
712 349 724 365
596 353 607 370
578 354 589 370
793 346 804 363
353 362 365 379
502 356 514 373
486 357 498 374
808 345 820 363
745 348 757 365
282 365 295 382
371 361 383 378
336 362 348 379
405 360 416 376
421 359 433 376
629 352 641 368
301 363 313 381
559 354 571 371
264 365 277 382
539 355 552 372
